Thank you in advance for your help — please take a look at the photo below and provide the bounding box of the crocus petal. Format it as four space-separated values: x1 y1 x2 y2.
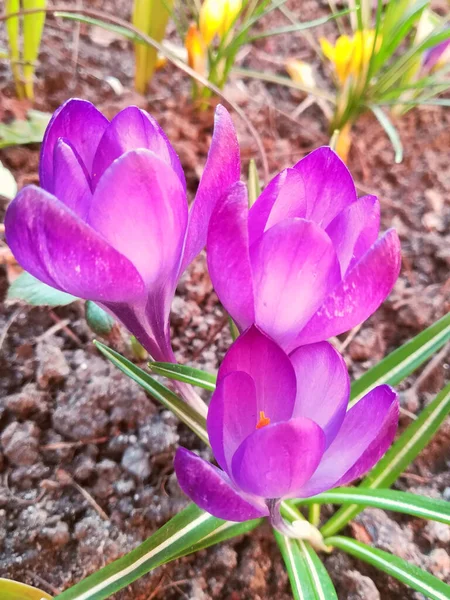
217 326 297 421
248 168 306 246
175 448 268 522
290 342 349 447
181 104 241 272
5 186 145 302
231 418 325 499
293 147 357 228
88 149 188 287
52 139 92 220
207 181 255 330
207 371 258 473
40 98 108 191
326 195 380 276
295 229 401 346
250 219 341 353
296 385 398 497
91 106 185 190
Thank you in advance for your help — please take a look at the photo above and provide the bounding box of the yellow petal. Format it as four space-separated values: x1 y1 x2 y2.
320 37 336 61
185 23 207 76
199 0 225 46
219 0 242 37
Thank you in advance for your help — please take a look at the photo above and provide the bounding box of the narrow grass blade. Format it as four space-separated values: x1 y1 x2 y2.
94 342 208 444
321 382 450 537
325 536 450 600
22 0 47 100
5 0 22 98
54 504 227 600
247 10 350 42
247 158 261 207
370 105 403 163
296 488 450 525
275 533 337 600
350 312 450 405
150 362 216 391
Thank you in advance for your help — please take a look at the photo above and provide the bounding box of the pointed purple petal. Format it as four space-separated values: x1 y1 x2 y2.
250 219 341 353
181 105 240 272
231 418 325 498
218 325 297 420
326 195 380 276
88 149 188 287
295 229 401 346
207 181 255 331
40 98 108 191
207 371 258 474
91 106 185 190
296 386 399 497
174 448 268 521
5 186 145 302
52 139 92 220
293 147 357 228
290 342 350 447
248 168 306 246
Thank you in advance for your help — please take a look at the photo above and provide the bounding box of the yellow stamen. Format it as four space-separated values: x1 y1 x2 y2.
256 410 271 429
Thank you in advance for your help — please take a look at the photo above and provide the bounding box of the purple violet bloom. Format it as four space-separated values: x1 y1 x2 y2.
5 99 240 369
175 326 399 524
207 147 401 354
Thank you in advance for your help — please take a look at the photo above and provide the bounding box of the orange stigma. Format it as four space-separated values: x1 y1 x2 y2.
256 410 271 429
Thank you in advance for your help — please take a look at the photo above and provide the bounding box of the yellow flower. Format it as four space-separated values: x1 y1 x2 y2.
320 30 380 84
285 59 316 89
199 0 242 46
186 23 207 77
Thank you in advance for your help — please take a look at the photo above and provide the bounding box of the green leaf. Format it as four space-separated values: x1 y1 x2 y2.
325 536 450 600
94 341 209 445
7 272 78 306
350 312 450 405
5 0 22 98
370 105 403 163
149 361 216 391
296 488 450 525
85 302 115 336
275 533 338 600
0 109 51 148
22 0 47 100
321 382 450 537
0 578 52 600
54 504 228 600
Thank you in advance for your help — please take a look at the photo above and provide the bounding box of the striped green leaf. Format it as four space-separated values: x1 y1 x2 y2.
149 361 216 391
275 534 338 600
296 488 450 525
321 382 450 537
370 106 403 163
350 312 450 405
94 341 208 445
325 536 450 600
54 503 256 600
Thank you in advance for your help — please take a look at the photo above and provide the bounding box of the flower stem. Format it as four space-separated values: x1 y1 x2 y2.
268 499 331 553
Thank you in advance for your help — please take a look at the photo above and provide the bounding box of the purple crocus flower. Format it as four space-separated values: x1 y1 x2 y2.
175 326 399 525
207 147 401 354
423 38 450 71
5 99 240 399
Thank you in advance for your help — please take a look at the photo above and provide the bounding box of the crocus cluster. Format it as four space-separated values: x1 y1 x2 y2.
5 99 402 532
320 31 380 85
176 327 399 522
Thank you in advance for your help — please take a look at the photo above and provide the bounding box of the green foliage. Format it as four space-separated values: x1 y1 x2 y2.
0 110 51 148
5 0 47 100
132 0 173 93
85 302 115 336
0 578 52 600
8 271 78 306
325 537 450 600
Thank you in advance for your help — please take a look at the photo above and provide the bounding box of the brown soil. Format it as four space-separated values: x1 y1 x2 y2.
0 1 449 599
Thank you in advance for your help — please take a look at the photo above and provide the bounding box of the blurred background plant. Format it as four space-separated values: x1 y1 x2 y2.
285 0 450 162
132 0 173 93
5 0 47 100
